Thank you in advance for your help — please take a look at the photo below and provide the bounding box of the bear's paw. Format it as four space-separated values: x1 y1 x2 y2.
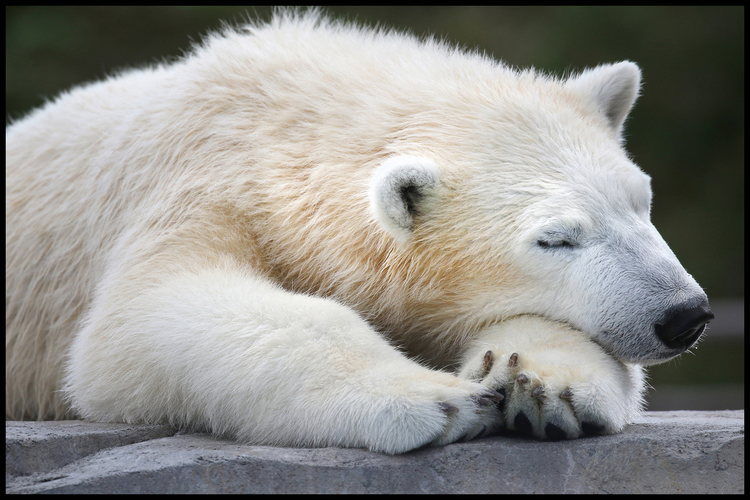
457 316 645 441
371 374 504 453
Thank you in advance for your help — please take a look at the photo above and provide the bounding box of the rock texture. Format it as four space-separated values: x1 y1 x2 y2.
6 410 744 494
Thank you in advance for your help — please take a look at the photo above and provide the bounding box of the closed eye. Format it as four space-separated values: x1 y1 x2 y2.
537 239 577 249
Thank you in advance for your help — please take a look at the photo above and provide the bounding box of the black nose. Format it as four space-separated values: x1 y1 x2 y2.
654 302 714 350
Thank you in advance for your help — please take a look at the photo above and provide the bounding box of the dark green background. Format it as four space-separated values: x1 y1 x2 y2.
6 7 743 410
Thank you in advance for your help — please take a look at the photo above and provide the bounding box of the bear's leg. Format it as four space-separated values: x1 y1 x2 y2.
64 263 499 454
457 315 645 440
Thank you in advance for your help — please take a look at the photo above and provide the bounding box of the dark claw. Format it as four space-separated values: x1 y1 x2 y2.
560 388 574 402
473 395 494 407
514 412 533 434
508 352 519 368
486 389 504 402
482 350 493 376
581 421 606 436
516 373 529 387
545 423 567 441
474 389 505 407
531 386 546 400
439 402 459 416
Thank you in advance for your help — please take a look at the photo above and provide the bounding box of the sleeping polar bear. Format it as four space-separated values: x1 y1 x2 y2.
6 10 712 454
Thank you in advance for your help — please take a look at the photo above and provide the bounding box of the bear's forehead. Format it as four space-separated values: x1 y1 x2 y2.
454 154 651 227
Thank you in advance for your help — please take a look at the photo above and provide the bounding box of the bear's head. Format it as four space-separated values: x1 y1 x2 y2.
369 61 712 365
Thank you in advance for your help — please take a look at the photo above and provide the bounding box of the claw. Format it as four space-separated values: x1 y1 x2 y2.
473 395 494 407
516 373 529 387
482 350 493 376
473 389 505 407
439 402 459 416
486 389 505 403
560 388 574 402
531 386 546 400
508 352 519 368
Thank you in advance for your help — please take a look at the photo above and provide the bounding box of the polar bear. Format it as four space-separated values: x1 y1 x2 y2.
6 11 712 454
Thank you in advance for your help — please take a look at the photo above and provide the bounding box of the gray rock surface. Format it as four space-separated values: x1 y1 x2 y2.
6 410 744 494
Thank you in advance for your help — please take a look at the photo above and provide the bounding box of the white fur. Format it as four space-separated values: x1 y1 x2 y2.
6 10 708 452
564 61 641 140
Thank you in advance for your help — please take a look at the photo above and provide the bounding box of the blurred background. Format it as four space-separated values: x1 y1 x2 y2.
6 6 743 411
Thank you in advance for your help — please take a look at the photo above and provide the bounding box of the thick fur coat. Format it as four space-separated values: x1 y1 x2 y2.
6 11 711 453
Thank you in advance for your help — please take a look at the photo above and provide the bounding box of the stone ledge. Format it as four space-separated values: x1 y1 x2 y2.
5 410 744 494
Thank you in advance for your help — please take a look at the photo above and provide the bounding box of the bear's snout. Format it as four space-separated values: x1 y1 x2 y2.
654 301 713 351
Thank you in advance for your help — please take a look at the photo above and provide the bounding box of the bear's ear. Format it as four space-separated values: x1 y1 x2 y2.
564 61 641 140
369 156 440 244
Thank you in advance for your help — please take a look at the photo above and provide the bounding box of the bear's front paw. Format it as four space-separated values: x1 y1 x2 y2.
458 316 645 441
362 371 505 453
